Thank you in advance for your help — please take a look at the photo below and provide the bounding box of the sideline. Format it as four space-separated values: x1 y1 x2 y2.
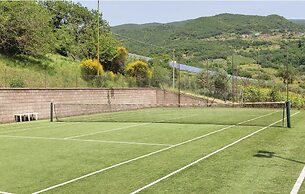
290 165 305 194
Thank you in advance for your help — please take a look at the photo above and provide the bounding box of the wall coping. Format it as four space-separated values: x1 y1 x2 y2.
0 87 157 91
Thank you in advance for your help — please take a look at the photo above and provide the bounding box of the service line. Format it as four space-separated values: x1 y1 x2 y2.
0 135 171 147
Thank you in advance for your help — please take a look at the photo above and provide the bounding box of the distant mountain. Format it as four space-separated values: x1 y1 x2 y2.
112 13 304 44
290 19 305 26
112 13 305 67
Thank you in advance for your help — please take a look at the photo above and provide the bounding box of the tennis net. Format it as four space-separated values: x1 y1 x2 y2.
51 102 290 127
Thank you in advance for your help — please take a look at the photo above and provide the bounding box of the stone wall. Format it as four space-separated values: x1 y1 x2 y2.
0 88 207 123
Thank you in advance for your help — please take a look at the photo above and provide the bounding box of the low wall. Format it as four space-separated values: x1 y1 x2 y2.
0 88 208 123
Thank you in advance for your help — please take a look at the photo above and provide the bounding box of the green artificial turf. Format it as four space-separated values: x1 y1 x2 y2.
0 108 303 193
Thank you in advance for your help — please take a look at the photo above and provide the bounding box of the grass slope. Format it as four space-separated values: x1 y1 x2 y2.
0 54 87 88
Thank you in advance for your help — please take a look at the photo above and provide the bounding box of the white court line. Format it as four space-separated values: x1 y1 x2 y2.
291 165 305 194
0 191 13 194
131 111 301 194
63 123 148 139
63 115 197 139
32 111 277 194
0 135 171 147
0 122 79 135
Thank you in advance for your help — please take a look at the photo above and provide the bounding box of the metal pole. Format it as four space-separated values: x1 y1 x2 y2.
178 63 181 107
285 43 291 128
282 103 285 127
232 53 235 105
286 101 291 128
286 47 289 102
97 0 100 73
257 50 260 81
172 49 175 89
206 59 209 106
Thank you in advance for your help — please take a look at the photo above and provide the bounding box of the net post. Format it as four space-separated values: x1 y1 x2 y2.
286 101 291 128
50 102 54 122
282 102 285 127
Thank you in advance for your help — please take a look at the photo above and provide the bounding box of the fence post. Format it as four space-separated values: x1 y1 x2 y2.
50 102 54 122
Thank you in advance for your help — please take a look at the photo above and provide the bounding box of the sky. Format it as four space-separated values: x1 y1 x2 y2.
73 1 305 26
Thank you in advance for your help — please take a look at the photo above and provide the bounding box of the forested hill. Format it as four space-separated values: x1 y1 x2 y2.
111 14 305 68
290 19 305 26
112 13 304 43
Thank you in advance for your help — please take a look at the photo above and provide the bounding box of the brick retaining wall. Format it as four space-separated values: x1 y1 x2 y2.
0 88 207 123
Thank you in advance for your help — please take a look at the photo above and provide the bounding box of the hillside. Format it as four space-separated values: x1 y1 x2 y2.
112 13 305 70
112 13 305 104
290 19 305 25
112 14 304 49
113 13 304 38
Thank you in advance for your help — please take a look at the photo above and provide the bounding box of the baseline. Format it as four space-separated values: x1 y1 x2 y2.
131 111 300 193
291 165 305 194
0 191 13 194
32 111 277 194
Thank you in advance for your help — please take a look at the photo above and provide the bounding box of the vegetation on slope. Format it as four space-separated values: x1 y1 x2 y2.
0 1 304 106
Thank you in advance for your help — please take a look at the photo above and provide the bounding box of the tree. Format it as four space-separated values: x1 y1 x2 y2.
0 1 54 56
126 60 152 86
108 46 128 74
149 59 171 88
40 0 116 62
212 69 230 99
196 68 230 100
277 65 296 84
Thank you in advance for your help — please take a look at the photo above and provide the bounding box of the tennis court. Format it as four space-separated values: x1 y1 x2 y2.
0 107 304 193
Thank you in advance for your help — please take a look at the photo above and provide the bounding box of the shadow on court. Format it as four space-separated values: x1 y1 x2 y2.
254 150 305 165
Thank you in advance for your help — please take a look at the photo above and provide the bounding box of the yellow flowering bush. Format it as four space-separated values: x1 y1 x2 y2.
108 71 116 80
80 59 104 81
126 60 152 86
